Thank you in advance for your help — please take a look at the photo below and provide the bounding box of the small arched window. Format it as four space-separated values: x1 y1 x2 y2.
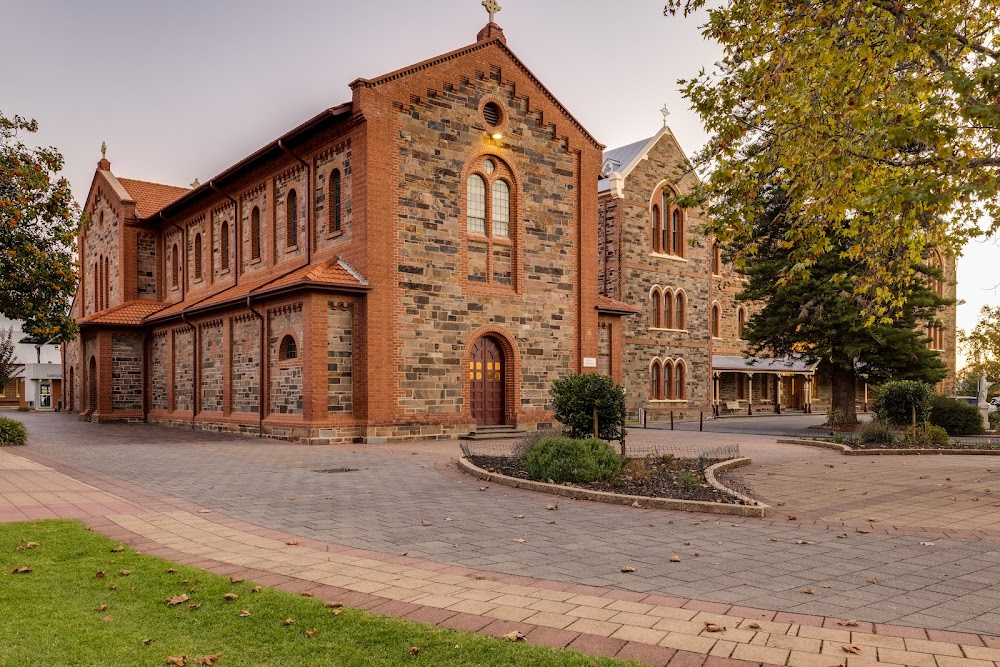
675 292 686 330
492 180 510 238
250 206 261 260
664 290 674 329
330 169 342 233
104 256 110 308
651 205 662 253
737 307 747 338
665 361 675 400
711 304 721 338
650 361 663 400
171 244 179 288
278 334 298 361
711 240 721 275
672 209 683 255
676 361 687 400
194 233 203 280
651 288 662 328
467 174 486 234
286 188 298 248
220 222 230 271
93 263 99 311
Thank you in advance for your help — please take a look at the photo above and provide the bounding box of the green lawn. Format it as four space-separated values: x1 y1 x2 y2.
0 520 636 666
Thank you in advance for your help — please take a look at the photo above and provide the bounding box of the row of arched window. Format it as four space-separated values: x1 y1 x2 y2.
649 287 687 330
650 186 685 257
649 358 687 400
93 255 110 311
708 303 748 339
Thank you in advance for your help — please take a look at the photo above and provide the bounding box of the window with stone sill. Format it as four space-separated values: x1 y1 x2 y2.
329 169 343 235
465 156 515 287
651 185 686 258
278 334 298 362
220 222 230 272
285 188 299 248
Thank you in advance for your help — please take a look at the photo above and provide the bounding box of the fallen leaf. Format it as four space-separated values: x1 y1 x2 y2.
283 496 295 500
196 656 221 666
796 540 814 545
111 546 125 553
769 537 779 542
109 584 117 590
142 638 154 645
224 593 239 601
920 541 936 546
837 619 859 627
165 657 187 666
513 538 526 543
229 576 244 584
96 571 106 578
283 618 295 625
119 570 132 577
11 566 32 574
801 587 815 594
821 584 832 589
704 622 726 632
98 604 108 611
167 569 177 574
669 555 681 562
286 540 299 546
855 528 871 534
547 503 558 510
479 486 488 491
631 501 642 507
867 577 878 584
513 514 525 519
409 646 421 655
420 520 432 526
620 566 636 573
301 592 313 597
251 586 262 593
239 610 251 617
331 609 342 616
197 509 212 513
103 615 114 622
694 552 701 556
841 645 862 654
325 601 344 608
747 622 762 630
475 575 487 580
502 631 526 642
837 533 848 539
787 515 797 521
166 594 190 606
188 603 201 611
305 629 317 638
444 517 453 522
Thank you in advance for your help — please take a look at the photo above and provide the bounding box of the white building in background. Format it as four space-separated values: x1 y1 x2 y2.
0 315 62 411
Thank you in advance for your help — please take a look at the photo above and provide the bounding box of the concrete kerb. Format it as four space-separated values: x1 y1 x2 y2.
777 438 1000 456
456 456 771 518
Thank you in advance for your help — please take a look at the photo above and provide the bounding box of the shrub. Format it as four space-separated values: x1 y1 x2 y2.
925 424 950 446
510 428 560 460
929 395 985 435
677 470 701 489
855 421 894 445
990 410 1000 430
873 381 934 426
550 374 626 442
0 416 27 446
522 435 622 484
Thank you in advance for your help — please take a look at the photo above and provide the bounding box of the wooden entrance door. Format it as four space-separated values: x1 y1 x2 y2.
470 337 506 426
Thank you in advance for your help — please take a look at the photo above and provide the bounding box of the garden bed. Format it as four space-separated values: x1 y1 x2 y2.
466 454 747 505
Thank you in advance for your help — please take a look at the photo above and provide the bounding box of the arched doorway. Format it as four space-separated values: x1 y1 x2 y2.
469 336 506 426
88 356 97 415
68 367 74 412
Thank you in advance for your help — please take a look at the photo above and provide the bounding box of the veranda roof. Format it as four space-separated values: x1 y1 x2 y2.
711 355 819 374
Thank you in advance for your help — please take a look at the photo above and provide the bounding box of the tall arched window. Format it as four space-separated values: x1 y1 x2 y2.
664 290 674 329
285 189 298 248
97 256 104 311
93 263 99 311
676 361 687 400
467 174 486 234
665 361 675 400
711 240 721 275
737 307 747 338
650 361 663 400
104 256 110 308
171 244 179 288
250 206 261 260
651 288 662 328
711 303 721 338
330 169 342 233
675 292 686 330
492 180 510 238
671 209 683 255
220 222 230 271
651 205 662 253
194 233 203 280
930 251 944 297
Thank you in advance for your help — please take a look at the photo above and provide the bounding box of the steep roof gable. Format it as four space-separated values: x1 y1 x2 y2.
117 178 190 218
598 126 696 196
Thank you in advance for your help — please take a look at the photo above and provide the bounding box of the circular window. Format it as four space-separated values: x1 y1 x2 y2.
483 159 495 174
483 101 502 127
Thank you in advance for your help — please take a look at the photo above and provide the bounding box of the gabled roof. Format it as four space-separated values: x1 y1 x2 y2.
598 125 685 194
117 178 190 218
78 301 167 326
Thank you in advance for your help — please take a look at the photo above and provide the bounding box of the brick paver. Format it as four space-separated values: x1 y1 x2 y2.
4 412 1000 666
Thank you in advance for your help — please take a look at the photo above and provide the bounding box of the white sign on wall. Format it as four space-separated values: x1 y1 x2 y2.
582 357 597 368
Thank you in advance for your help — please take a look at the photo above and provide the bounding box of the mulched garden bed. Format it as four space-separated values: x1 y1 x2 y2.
466 454 746 504
847 439 1000 451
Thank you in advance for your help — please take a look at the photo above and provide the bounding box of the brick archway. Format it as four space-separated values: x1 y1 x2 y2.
464 326 520 427
87 356 97 416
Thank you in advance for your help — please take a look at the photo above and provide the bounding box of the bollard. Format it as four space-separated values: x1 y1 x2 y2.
670 411 674 430
700 411 703 431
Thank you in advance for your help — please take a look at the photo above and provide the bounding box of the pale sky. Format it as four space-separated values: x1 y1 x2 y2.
3 0 996 369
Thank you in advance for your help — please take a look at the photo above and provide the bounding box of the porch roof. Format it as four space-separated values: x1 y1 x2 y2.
712 355 819 374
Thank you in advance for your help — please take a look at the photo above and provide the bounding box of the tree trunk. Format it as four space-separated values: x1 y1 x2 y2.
827 363 859 427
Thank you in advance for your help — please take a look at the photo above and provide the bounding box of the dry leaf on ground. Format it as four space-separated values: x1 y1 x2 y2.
801 587 815 594
98 604 108 611
239 610 251 617
166 594 189 606
796 540 813 545
286 540 299 546
11 566 32 574
196 656 221 666
620 566 635 573
103 615 114 622
704 622 726 632
837 619 859 627
547 503 558 510
165 657 187 666
325 601 344 608
513 514 525 519
283 618 295 625
96 571 105 578
119 570 132 577
420 520 432 526
502 631 526 641
111 546 124 553
188 603 201 611
166 569 177 574
251 586 261 593
867 577 878 584
669 555 681 562
746 622 761 630
920 541 936 546
305 629 317 638
409 647 421 655
841 645 862 654
224 593 239 601
513 538 526 543
787 515 797 521
142 638 154 645
229 576 243 584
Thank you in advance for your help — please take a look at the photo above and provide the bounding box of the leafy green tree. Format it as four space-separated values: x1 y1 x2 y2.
665 0 1000 319
550 374 626 443
0 113 78 341
0 327 19 392
960 305 1000 393
735 189 948 426
873 380 935 426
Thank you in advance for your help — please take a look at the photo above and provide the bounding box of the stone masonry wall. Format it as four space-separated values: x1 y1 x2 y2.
268 305 303 415
111 333 144 411
274 167 307 265
231 316 259 414
151 332 168 411
314 140 352 253
84 198 121 314
173 327 194 411
136 233 157 299
327 302 353 414
200 321 223 412
394 69 580 417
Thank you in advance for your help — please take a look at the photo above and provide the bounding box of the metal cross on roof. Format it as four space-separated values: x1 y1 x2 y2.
101 141 107 159
660 104 671 126
483 0 501 23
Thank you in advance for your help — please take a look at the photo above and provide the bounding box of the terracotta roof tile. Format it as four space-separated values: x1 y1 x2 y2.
117 178 190 218
596 295 640 315
79 301 166 326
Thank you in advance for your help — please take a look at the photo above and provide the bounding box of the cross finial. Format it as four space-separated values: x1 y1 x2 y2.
483 0 501 23
101 141 107 159
660 104 671 127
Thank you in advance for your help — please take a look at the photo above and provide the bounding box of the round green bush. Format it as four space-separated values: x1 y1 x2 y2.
0 416 27 446
873 381 934 426
522 435 622 484
549 374 626 442
929 395 985 435
855 421 894 445
925 424 950 445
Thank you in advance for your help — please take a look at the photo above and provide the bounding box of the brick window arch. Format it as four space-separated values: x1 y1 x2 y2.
104 256 110 308
650 287 662 328
651 204 662 253
171 244 179 288
220 222 230 271
675 360 687 400
278 334 298 361
675 291 687 330
711 302 721 338
665 359 675 400
653 185 685 257
650 360 663 400
930 249 945 297
712 240 721 275
250 206 261 260
465 155 517 287
737 306 747 338
194 233 203 280
664 288 674 329
329 169 342 234
92 262 99 311
285 188 298 248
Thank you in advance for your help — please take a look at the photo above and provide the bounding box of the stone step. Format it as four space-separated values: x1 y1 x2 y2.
459 426 529 440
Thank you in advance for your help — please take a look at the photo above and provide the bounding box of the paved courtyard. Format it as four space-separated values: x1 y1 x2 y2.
4 411 1000 666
